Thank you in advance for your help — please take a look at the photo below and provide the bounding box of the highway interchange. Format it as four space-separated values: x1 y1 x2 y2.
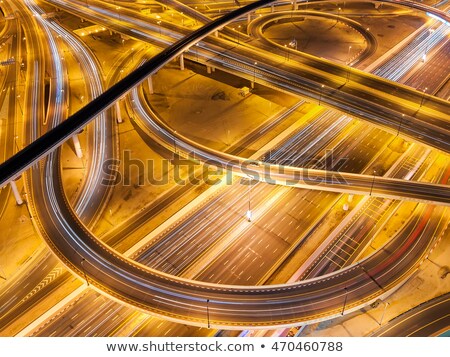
0 0 449 336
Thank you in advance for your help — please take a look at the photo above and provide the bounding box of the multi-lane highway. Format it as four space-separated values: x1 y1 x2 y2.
9 0 444 207
0 8 19 218
1 0 449 333
23 103 449 330
24 0 116 226
42 0 450 151
0 250 67 330
1 0 450 191
372 293 450 336
27 106 402 335
299 145 433 279
0 0 117 334
407 41 450 97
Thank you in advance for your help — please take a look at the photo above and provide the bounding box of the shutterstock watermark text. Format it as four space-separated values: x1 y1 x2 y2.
101 150 348 187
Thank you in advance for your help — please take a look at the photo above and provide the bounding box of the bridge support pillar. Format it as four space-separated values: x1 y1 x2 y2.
293 0 297 10
179 53 185 70
115 101 122 124
207 66 212 74
214 31 219 37
247 13 251 25
271 4 274 12
109 30 113 36
10 181 23 205
72 134 83 158
147 75 154 94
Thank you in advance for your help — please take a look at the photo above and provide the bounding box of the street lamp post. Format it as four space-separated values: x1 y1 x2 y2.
114 2 121 21
246 178 252 222
180 12 184 26
345 64 351 84
80 258 90 286
319 84 325 106
397 113 405 136
233 27 240 44
206 299 211 328
370 169 376 196
16 94 23 117
347 45 352 64
252 61 257 88
379 301 389 326
232 25 242 44
359 263 384 291
420 87 427 108
426 256 442 269
14 136 20 152
341 287 348 315
157 20 161 36
284 44 290 61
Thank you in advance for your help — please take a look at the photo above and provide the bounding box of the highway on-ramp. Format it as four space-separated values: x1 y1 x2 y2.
372 293 450 336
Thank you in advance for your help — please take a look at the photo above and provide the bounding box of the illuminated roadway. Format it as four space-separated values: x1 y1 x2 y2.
25 0 117 226
0 1 449 202
43 0 450 152
129 82 450 205
33 79 427 334
291 36 450 280
0 10 19 218
19 154 450 329
27 2 449 205
245 9 378 64
129 30 448 283
1 0 449 329
0 0 116 332
372 292 450 336
31 104 349 336
299 147 444 279
29 99 310 336
407 41 450 97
